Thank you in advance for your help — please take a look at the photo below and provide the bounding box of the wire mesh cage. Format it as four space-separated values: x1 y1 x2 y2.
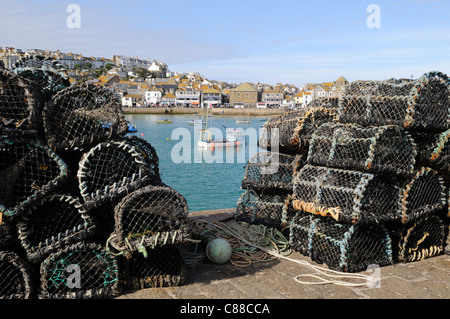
412 128 450 180
0 221 18 250
0 138 69 221
307 122 417 177
291 107 337 152
292 165 401 224
121 244 187 289
236 189 295 229
0 251 34 299
0 69 41 134
123 136 162 186
17 194 96 263
389 215 448 263
77 140 151 209
39 242 121 299
110 185 190 255
43 83 128 151
12 54 70 101
289 211 393 273
338 71 450 131
259 110 306 154
242 152 306 192
306 97 340 110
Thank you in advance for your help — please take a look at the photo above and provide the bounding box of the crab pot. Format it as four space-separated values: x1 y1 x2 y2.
39 242 120 299
121 244 186 289
77 140 151 209
122 136 162 186
291 107 337 152
289 212 393 273
307 122 417 177
259 110 306 154
388 215 448 263
0 138 69 221
338 71 450 131
17 194 96 264
0 221 19 251
412 129 450 180
0 69 41 134
292 165 401 224
0 251 34 299
12 54 70 101
242 152 306 192
110 185 190 254
43 83 128 152
236 189 294 229
306 97 340 110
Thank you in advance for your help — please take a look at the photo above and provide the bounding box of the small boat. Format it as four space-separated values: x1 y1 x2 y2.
188 119 206 126
155 119 172 124
236 119 251 124
198 128 246 149
127 122 138 132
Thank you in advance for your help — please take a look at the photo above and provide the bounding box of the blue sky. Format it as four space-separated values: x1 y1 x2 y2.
1 0 449 87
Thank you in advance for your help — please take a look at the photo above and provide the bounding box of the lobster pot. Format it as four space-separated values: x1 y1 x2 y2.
412 129 450 180
123 136 162 185
389 215 448 263
12 54 70 101
242 152 306 192
0 251 34 299
0 221 18 250
259 110 306 154
291 107 337 152
39 242 120 299
307 123 417 177
397 167 446 224
77 140 150 209
17 195 96 263
306 97 340 110
0 69 41 134
121 244 186 289
338 72 450 131
292 165 401 224
289 212 393 273
236 190 295 228
0 138 69 221
43 83 128 151
110 185 190 254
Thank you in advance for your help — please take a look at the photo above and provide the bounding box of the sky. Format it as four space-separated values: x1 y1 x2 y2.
0 0 449 87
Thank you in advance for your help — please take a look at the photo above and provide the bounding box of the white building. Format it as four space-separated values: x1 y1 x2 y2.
145 86 163 105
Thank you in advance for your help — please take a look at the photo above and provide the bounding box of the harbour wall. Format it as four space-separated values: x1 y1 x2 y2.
122 107 286 117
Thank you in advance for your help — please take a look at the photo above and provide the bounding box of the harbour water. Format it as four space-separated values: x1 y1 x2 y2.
125 113 269 212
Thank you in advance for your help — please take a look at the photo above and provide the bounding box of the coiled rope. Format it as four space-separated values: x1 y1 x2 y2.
190 219 379 288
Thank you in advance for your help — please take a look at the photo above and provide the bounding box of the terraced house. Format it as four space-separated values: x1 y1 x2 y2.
261 88 284 108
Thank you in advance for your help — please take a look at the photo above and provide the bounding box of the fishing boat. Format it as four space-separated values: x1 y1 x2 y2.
127 122 138 132
198 104 246 148
155 118 172 124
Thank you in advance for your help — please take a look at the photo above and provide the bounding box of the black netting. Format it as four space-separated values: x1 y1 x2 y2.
291 107 337 152
259 110 306 154
77 140 150 208
242 152 306 192
122 136 162 185
338 72 450 131
0 138 69 221
236 189 294 229
0 251 34 299
0 69 41 135
121 245 186 289
43 83 128 151
307 122 417 177
110 185 190 255
12 54 70 101
39 242 120 299
17 194 96 263
389 215 447 263
289 212 393 273
306 97 340 110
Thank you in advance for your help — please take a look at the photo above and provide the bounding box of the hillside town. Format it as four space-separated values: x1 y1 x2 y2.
0 46 349 109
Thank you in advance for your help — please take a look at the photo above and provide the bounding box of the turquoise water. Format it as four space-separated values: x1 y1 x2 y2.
125 113 268 212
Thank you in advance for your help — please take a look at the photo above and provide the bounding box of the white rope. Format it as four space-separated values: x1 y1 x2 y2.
197 219 379 288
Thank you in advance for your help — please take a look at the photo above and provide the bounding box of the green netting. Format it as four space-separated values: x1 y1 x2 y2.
39 242 121 299
289 211 393 273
